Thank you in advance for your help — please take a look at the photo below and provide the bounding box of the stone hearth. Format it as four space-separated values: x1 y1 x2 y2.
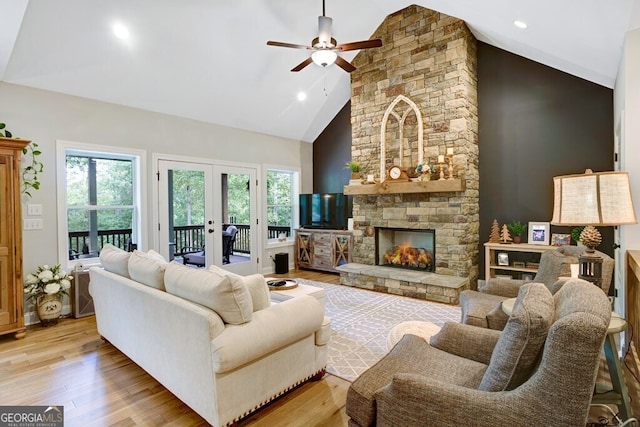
340 5 479 303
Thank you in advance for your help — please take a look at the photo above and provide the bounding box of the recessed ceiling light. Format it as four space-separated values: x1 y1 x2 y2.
297 92 307 101
113 23 130 40
514 20 528 29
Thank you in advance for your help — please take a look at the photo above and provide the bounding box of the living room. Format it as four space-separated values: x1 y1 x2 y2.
2 1 640 426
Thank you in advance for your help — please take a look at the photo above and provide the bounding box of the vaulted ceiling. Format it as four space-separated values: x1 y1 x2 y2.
2 0 639 143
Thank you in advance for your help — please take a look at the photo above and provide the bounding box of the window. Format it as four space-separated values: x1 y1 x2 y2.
57 141 145 267
266 169 299 242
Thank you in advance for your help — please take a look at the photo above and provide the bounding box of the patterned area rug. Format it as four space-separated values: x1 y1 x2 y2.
297 279 461 382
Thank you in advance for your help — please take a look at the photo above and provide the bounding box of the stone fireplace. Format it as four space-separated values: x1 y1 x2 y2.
336 5 479 304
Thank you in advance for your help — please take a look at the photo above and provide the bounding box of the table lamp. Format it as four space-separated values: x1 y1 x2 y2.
550 169 637 287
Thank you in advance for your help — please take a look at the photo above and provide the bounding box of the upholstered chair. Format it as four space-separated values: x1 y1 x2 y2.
460 247 613 330
346 279 611 427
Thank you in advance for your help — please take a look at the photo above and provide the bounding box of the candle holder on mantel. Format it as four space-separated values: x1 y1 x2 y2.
437 155 446 181
446 148 455 180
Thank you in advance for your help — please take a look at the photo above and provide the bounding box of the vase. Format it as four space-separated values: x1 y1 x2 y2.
36 295 63 326
513 235 521 244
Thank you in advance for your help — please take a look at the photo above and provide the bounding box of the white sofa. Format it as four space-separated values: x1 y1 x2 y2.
89 246 330 426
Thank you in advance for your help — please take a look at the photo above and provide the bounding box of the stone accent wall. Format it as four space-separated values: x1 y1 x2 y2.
349 5 479 288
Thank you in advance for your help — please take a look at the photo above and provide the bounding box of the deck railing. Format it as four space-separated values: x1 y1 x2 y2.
68 224 292 259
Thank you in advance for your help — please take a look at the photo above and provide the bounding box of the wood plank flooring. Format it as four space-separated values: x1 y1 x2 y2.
2 268 640 426
0 269 349 427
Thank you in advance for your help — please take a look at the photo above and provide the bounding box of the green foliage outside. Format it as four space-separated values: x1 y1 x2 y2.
267 170 293 227
66 156 134 232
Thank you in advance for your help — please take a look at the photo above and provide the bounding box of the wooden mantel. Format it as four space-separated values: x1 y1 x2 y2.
344 178 465 195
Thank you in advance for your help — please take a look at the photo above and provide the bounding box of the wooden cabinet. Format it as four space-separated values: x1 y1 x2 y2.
484 242 555 281
295 229 353 273
0 137 30 339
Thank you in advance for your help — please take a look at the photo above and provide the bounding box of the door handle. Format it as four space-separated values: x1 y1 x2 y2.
208 229 214 234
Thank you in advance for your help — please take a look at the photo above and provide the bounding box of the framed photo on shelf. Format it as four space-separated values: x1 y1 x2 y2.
513 261 526 268
551 233 571 246
497 252 509 266
528 222 550 245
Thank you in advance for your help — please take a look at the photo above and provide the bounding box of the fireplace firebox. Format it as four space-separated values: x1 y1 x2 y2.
375 227 435 272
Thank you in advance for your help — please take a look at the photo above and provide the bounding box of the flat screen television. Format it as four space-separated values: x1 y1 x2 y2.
299 193 352 230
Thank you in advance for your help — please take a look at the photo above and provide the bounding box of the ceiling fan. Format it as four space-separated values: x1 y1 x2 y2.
266 0 382 73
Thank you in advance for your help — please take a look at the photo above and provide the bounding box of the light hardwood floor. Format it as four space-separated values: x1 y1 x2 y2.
2 269 640 426
0 269 349 427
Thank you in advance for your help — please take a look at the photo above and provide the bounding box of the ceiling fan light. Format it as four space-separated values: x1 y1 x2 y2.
311 50 337 67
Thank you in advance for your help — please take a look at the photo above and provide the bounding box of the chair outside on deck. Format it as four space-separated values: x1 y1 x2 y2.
222 225 238 264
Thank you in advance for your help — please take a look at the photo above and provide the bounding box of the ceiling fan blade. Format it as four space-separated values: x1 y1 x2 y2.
335 55 356 73
291 57 314 72
337 38 382 52
267 41 312 50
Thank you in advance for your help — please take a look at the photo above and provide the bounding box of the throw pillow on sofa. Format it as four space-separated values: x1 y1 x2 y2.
208 265 270 312
164 262 253 324
128 249 168 291
99 244 132 278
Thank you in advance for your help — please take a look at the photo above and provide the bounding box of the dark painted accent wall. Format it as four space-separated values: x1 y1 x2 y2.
478 42 614 277
312 101 352 193
313 42 614 279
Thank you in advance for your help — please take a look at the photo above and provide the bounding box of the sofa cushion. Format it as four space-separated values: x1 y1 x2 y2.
479 282 554 391
208 265 270 311
165 262 253 324
99 244 131 278
127 249 168 291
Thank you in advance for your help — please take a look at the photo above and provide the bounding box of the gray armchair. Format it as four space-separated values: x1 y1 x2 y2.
460 247 613 330
346 279 611 427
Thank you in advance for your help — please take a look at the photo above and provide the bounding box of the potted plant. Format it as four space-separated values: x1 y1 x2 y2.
571 226 585 246
507 221 527 244
1 121 43 198
24 264 73 326
345 160 362 179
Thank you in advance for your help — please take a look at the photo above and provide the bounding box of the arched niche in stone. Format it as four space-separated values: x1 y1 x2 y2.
379 95 424 180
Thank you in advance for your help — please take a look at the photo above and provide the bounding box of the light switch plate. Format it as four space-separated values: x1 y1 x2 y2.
27 204 43 216
24 218 43 230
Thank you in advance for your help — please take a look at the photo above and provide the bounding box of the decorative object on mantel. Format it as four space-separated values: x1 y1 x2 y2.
415 163 432 181
345 160 361 180
551 169 637 288
437 155 446 180
499 224 512 244
379 95 424 181
384 165 410 182
489 219 501 243
446 147 455 180
24 264 73 326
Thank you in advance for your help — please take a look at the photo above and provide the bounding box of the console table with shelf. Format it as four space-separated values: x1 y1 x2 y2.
485 242 555 280
295 229 353 273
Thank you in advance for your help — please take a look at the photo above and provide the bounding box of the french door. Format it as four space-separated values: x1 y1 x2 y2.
157 159 258 275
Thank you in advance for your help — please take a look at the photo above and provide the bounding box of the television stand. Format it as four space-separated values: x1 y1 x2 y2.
294 228 353 273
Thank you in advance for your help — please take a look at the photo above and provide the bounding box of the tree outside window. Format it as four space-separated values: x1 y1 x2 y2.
267 169 297 240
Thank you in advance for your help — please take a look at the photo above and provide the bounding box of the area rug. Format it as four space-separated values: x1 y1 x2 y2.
296 279 461 382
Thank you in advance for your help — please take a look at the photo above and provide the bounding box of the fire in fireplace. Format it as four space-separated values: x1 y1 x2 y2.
375 227 435 272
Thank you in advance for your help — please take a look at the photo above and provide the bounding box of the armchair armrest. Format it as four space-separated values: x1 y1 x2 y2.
479 278 526 298
375 373 566 427
429 323 501 365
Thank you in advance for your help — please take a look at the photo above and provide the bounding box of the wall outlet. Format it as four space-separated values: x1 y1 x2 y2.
23 218 43 230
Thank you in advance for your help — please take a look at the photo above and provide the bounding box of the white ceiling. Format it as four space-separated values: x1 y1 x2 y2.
2 0 640 143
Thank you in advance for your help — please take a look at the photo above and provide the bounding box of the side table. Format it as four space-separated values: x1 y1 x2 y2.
503 298 632 420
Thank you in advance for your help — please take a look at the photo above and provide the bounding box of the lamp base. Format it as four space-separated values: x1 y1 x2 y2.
578 250 603 288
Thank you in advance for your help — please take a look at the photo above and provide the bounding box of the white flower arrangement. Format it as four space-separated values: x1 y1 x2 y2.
24 264 73 302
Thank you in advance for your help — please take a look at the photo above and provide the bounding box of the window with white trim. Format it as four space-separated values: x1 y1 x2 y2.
266 169 299 242
57 142 144 267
